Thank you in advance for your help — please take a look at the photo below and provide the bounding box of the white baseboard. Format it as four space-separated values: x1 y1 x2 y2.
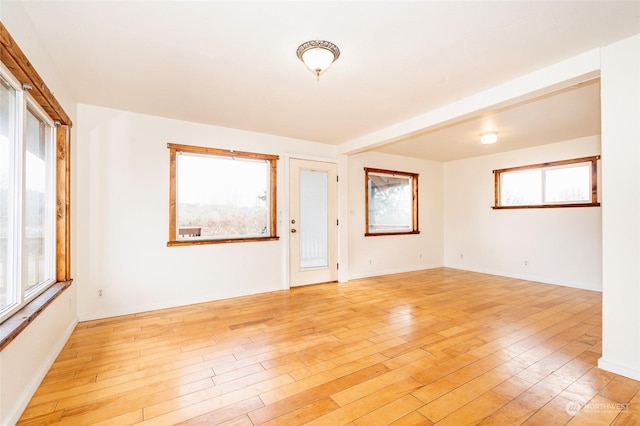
348 264 444 281
4 317 79 426
443 263 602 292
598 357 640 381
78 286 283 322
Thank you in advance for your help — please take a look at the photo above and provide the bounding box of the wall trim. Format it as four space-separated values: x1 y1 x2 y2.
442 264 602 292
348 264 444 281
78 286 286 322
598 358 640 382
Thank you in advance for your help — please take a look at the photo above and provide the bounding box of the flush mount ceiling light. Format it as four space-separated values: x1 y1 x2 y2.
296 40 340 81
480 132 498 145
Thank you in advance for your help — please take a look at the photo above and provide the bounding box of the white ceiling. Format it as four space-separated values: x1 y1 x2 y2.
378 79 602 161
20 1 640 161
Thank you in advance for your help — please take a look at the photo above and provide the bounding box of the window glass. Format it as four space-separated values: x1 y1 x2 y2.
176 153 269 239
544 164 590 203
24 107 54 296
0 78 57 322
299 169 328 268
0 77 16 312
500 169 542 206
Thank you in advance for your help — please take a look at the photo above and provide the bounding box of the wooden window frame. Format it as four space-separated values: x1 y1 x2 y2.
167 143 279 246
492 155 601 209
0 23 72 348
365 167 419 237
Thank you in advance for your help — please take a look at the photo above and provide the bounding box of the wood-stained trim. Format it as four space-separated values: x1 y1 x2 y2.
493 203 601 210
494 168 500 208
167 143 279 162
167 236 279 246
0 22 72 126
0 25 73 347
270 155 278 237
493 155 601 209
364 167 420 236
365 230 421 237
365 168 370 235
167 143 279 246
591 156 599 204
492 155 601 175
56 126 71 281
0 280 72 351
168 147 177 242
413 171 420 232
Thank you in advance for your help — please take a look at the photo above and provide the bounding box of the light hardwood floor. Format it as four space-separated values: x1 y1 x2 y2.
17 268 640 425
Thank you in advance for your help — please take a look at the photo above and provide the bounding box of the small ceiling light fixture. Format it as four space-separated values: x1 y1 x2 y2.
480 132 498 145
296 40 340 81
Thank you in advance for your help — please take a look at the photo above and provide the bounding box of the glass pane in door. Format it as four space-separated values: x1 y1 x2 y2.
299 169 328 269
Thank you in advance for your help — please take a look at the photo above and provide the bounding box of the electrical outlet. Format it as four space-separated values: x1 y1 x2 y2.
524 260 529 267
460 253 464 260
369 259 372 264
98 288 103 298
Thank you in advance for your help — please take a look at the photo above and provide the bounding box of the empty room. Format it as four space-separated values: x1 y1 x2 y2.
1 1 640 425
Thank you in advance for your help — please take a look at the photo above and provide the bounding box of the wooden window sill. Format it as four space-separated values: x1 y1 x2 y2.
492 203 601 209
0 280 73 351
167 236 279 246
365 231 421 237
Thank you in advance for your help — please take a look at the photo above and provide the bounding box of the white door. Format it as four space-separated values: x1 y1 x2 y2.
289 159 338 287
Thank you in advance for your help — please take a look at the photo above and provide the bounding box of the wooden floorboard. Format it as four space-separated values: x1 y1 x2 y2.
17 268 640 425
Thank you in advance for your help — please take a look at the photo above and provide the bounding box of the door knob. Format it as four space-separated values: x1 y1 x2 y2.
291 229 297 233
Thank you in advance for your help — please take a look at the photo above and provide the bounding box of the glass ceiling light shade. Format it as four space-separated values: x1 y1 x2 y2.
296 40 340 81
481 132 498 144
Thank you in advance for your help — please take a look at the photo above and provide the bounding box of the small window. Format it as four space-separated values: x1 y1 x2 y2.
493 156 600 209
365 167 419 236
168 144 279 245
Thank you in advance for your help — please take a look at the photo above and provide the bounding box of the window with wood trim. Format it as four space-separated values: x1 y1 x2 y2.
0 22 72 327
167 144 279 245
493 156 600 209
365 167 419 236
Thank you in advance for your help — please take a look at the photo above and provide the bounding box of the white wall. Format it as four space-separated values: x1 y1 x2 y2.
0 286 77 425
347 151 444 279
444 136 602 291
599 34 640 380
75 104 337 321
0 3 79 425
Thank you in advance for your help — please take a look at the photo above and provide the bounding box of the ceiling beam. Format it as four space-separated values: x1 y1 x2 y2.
338 48 601 156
